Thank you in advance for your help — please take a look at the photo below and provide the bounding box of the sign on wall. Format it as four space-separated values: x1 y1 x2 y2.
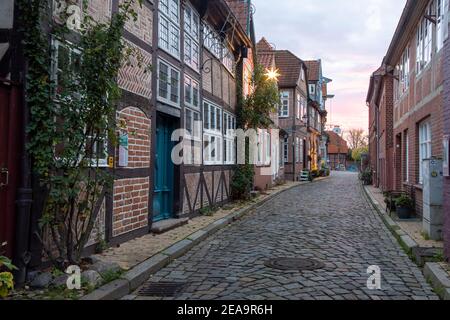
119 132 129 167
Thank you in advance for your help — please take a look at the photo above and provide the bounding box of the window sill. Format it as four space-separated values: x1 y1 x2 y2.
414 183 423 190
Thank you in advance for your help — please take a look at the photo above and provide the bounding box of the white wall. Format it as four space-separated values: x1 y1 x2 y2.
0 0 14 29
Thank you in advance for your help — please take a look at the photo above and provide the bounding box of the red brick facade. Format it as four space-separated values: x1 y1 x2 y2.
368 0 446 218
443 23 450 261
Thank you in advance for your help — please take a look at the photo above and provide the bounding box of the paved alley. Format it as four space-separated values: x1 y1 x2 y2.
133 172 438 300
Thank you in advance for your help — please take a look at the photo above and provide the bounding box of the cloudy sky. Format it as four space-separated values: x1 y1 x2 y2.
253 0 407 133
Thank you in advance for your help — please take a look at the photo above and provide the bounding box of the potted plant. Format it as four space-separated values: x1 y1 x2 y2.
395 195 414 219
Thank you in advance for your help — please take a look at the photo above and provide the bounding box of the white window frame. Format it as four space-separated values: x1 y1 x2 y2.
203 100 223 165
203 22 222 58
223 111 236 165
309 84 315 95
416 3 433 75
437 0 449 52
397 47 410 97
159 0 180 59
184 3 200 70
279 91 289 118
51 39 108 167
184 75 200 109
295 137 300 163
157 59 181 107
419 120 432 184
296 94 301 119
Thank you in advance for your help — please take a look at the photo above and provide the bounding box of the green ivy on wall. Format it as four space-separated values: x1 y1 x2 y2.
19 0 144 267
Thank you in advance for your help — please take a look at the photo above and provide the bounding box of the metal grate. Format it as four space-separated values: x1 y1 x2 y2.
264 258 325 271
138 282 186 297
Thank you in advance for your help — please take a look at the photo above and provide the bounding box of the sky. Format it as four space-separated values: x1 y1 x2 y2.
253 0 407 133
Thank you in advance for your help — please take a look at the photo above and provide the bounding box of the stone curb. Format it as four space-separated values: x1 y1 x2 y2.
80 179 311 300
423 263 450 300
362 185 419 254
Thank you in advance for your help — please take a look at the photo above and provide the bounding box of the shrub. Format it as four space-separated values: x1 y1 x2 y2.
395 195 414 209
0 255 17 298
231 164 254 201
359 168 372 185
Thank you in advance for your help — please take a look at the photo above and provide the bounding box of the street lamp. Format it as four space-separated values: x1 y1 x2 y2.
265 67 280 82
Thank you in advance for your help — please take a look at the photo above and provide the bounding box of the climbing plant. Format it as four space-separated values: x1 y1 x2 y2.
20 0 144 267
231 63 280 200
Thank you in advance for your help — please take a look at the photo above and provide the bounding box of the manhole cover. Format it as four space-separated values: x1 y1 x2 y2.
264 258 325 271
138 282 186 297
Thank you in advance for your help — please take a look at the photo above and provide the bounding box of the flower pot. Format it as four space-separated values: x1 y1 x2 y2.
396 206 412 219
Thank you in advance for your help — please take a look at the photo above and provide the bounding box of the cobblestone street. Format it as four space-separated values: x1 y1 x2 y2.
132 172 438 300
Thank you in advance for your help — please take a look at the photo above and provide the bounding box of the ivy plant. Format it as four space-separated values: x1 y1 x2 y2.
20 0 144 267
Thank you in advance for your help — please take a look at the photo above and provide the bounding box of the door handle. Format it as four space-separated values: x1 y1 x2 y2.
0 168 8 188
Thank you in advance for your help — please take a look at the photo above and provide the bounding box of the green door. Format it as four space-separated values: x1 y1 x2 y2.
153 115 175 222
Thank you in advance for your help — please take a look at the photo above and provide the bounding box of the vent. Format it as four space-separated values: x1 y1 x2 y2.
264 258 325 271
138 282 186 297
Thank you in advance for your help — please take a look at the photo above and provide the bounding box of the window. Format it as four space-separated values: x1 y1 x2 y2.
405 131 409 182
296 94 301 119
300 139 304 163
52 40 108 167
184 75 199 108
222 46 234 73
158 60 180 106
309 84 315 95
159 0 180 58
444 135 449 176
279 91 289 117
203 101 223 165
265 131 271 165
52 39 82 98
301 97 307 120
203 23 222 58
223 112 236 165
184 3 200 70
419 120 431 183
397 47 410 96
184 108 201 165
283 137 289 164
416 3 433 74
295 137 300 163
437 0 449 51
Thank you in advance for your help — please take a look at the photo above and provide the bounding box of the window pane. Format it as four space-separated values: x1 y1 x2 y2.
159 62 169 99
186 109 192 135
170 69 179 103
184 78 191 104
193 82 199 106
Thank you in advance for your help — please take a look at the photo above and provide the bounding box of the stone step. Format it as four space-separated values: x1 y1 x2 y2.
151 218 189 234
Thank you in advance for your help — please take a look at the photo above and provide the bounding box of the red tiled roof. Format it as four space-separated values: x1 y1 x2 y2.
256 37 273 52
274 50 303 87
326 131 349 154
256 38 275 69
224 0 250 34
304 60 320 81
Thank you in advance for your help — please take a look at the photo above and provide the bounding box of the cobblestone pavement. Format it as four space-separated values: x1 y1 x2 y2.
133 172 438 300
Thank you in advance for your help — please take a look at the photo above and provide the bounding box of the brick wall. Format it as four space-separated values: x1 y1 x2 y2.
112 178 149 237
118 40 152 99
121 0 153 46
443 30 450 261
116 107 151 168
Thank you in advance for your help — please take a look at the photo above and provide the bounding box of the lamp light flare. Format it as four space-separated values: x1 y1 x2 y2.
265 67 280 81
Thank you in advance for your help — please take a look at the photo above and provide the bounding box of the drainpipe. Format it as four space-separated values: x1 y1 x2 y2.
12 1 33 286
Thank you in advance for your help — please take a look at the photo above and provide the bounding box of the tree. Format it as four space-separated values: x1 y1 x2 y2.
231 64 280 200
346 128 368 150
352 146 369 162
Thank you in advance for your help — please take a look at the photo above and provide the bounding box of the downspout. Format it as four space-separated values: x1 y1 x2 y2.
12 1 33 286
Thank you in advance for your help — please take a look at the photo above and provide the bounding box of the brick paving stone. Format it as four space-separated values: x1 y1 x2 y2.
133 172 438 300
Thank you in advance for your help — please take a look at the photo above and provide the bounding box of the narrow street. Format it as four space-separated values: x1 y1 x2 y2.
133 172 437 300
